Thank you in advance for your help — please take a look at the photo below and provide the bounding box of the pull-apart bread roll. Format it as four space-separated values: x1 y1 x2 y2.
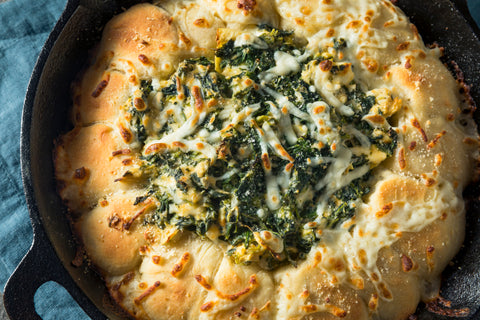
55 0 479 319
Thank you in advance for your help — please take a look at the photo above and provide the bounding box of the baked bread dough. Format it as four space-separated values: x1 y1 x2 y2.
55 0 480 319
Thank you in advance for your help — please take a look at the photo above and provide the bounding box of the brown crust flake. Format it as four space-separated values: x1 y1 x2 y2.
134 281 161 305
91 74 110 98
73 167 89 181
171 252 191 277
401 254 414 272
426 297 470 317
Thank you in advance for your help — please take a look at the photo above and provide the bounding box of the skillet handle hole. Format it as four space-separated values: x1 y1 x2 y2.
34 281 89 320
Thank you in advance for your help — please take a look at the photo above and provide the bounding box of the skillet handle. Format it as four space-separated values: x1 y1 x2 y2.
450 0 480 37
3 236 68 320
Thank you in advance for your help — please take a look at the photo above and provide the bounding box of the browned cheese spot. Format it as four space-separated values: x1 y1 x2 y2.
398 147 406 170
152 255 161 264
405 57 412 69
122 158 132 166
411 24 420 40
411 118 428 142
362 58 378 72
200 301 215 312
327 305 347 318
249 308 260 319
396 41 410 51
261 153 271 170
145 142 167 155
463 137 479 146
129 75 138 84
301 304 317 313
347 20 362 29
237 0 256 13
384 21 394 27
138 54 151 65
300 5 312 15
119 124 133 143
319 59 333 72
378 282 393 299
446 113 455 121
427 130 446 149
134 97 146 111
376 202 394 218
112 149 131 156
294 18 305 26
73 167 89 181
193 18 210 28
171 252 191 277
123 201 154 230
110 271 135 302
179 32 192 47
368 293 378 310
194 274 213 290
216 275 258 301
172 141 187 148
134 281 161 305
435 154 443 167
401 254 414 272
409 141 417 151
192 86 205 113
91 74 110 98
351 277 364 289
421 174 436 187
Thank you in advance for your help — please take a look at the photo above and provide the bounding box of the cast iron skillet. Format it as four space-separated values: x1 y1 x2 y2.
3 0 480 319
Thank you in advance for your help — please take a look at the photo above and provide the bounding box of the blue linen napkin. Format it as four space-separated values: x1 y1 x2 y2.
0 0 88 318
0 0 479 319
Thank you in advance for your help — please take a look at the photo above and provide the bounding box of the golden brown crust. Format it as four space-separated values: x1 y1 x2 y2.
54 1 479 319
55 124 132 211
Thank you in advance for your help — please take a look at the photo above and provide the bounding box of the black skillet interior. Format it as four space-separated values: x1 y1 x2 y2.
4 0 480 319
